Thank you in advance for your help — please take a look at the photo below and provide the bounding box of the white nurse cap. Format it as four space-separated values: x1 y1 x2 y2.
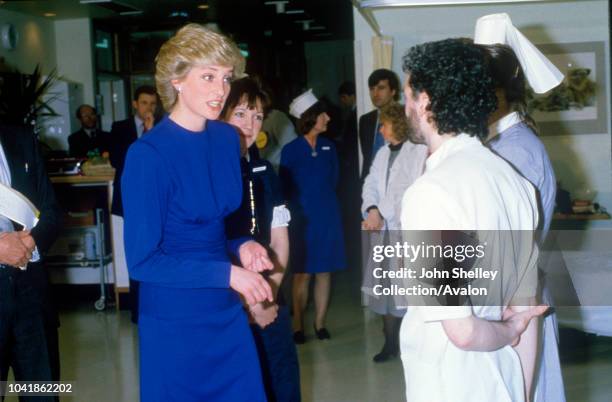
289 89 318 119
474 13 563 94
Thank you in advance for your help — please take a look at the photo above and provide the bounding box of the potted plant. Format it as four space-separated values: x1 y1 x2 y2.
0 64 59 136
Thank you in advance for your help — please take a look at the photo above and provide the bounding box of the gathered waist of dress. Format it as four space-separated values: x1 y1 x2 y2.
139 281 241 317
160 240 229 260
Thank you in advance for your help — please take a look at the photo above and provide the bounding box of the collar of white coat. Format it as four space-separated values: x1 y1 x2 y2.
426 133 481 172
487 111 522 141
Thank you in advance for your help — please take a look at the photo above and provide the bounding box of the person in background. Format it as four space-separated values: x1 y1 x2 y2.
122 24 274 402
337 82 359 181
339 81 356 111
109 85 157 217
477 25 565 402
68 104 110 158
260 108 298 173
0 122 63 401
361 101 427 362
108 85 157 324
337 82 362 281
223 77 301 402
280 89 346 344
359 69 400 181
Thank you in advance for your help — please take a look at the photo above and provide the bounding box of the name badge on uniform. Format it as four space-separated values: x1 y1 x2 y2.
252 165 267 173
322 146 330 151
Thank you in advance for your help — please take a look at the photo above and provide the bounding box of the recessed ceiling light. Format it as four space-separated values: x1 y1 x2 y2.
294 19 314 30
169 11 189 18
285 9 304 14
197 4 209 9
44 12 57 17
264 1 288 14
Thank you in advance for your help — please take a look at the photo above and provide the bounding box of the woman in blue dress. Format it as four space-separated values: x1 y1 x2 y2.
121 24 273 402
280 90 346 344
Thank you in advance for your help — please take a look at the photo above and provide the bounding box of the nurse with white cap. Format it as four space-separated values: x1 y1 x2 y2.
475 13 566 402
281 90 347 344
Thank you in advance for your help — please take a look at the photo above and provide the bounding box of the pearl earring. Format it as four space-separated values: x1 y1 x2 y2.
176 86 182 93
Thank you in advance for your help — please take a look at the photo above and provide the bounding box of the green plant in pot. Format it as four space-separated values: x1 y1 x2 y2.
0 64 59 136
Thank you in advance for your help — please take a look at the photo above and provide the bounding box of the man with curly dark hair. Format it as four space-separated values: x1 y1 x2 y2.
397 38 548 402
402 38 497 142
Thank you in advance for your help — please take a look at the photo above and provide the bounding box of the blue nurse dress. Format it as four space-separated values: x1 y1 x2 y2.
121 117 266 402
280 136 346 273
488 114 564 402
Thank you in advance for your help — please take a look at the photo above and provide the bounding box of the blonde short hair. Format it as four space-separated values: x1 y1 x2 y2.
379 102 410 143
155 23 245 111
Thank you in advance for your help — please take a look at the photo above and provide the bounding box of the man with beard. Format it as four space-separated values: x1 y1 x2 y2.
397 38 547 402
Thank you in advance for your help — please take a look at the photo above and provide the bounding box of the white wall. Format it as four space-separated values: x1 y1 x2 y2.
354 0 612 211
54 19 95 105
0 9 56 73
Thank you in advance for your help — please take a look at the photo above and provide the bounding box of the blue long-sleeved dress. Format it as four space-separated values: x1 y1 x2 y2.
487 115 564 402
122 117 266 402
280 136 346 273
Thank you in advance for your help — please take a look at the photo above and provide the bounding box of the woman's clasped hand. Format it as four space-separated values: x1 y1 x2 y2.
239 240 274 272
230 240 274 306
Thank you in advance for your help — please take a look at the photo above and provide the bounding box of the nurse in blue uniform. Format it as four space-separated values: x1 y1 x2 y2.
121 24 273 402
223 77 302 402
280 90 346 344
479 42 565 402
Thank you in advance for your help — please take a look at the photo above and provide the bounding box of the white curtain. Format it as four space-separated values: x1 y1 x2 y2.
371 35 393 69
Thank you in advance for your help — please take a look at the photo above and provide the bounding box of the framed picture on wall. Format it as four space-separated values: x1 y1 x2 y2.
528 41 607 136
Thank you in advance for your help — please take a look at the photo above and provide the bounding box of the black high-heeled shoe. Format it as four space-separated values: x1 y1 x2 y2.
372 346 399 363
293 330 306 344
314 325 331 340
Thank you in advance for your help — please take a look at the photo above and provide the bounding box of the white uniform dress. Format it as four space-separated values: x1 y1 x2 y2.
361 141 427 316
399 134 539 402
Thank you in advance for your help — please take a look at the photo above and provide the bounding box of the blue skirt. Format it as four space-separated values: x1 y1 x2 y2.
138 283 266 402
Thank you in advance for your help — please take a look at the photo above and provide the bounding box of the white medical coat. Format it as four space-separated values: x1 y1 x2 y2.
399 134 539 402
361 141 427 230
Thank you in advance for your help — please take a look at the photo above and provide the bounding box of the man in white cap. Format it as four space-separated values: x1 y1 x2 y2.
398 38 547 402
475 13 565 402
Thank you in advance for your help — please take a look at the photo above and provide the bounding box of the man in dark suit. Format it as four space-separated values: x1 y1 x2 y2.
109 85 157 216
338 81 358 169
68 104 110 158
337 82 362 273
358 69 400 180
109 85 157 217
0 123 63 399
108 85 157 324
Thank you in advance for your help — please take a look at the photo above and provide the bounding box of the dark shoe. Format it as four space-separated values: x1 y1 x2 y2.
314 326 331 340
293 330 306 344
373 347 398 363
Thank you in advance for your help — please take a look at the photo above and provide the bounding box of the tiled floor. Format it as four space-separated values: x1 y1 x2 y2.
6 268 612 401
